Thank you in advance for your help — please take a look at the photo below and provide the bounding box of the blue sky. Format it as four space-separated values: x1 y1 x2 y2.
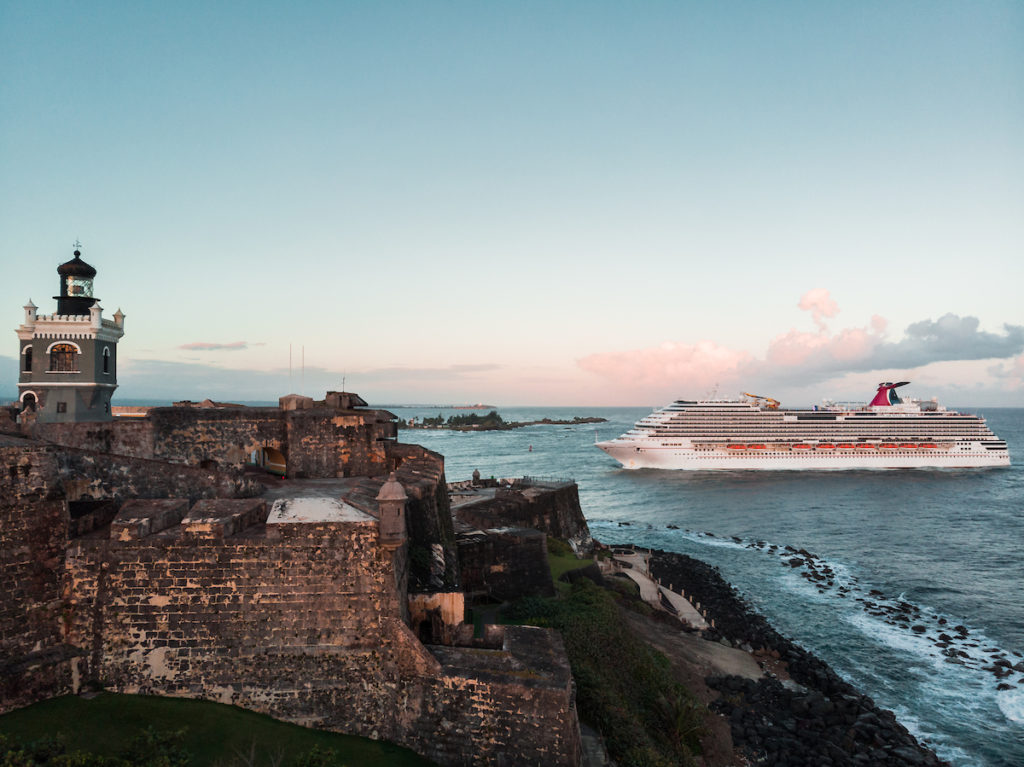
2 1 1022 406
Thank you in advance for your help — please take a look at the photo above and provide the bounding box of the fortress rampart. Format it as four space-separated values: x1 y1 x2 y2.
29 402 398 479
0 400 582 766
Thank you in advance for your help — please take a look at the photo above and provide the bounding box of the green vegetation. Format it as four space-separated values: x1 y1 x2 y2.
403 412 606 431
417 411 506 429
0 695 435 767
504 578 704 767
546 536 593 593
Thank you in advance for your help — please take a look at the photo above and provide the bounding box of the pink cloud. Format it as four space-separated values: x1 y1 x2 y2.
578 290 1024 398
798 288 839 330
577 340 753 392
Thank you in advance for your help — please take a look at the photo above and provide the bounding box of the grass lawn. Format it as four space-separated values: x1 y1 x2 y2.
0 694 436 766
547 537 595 593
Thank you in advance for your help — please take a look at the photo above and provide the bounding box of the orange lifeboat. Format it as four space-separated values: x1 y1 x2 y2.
748 444 767 450
817 443 836 450
900 443 918 449
837 443 856 450
727 444 747 450
880 443 898 449
919 443 938 449
792 444 812 450
858 444 878 449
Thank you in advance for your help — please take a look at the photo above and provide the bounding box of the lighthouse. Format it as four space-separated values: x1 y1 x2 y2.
15 246 125 422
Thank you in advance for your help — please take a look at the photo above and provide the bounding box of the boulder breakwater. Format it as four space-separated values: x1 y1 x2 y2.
646 549 949 767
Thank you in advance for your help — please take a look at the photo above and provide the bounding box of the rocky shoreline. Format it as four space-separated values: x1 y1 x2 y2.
646 549 950 767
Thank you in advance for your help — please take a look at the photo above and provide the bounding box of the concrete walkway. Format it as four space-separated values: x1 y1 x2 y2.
611 550 709 630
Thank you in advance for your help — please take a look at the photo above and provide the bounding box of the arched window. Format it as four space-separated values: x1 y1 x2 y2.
49 343 78 372
103 347 111 375
23 347 32 372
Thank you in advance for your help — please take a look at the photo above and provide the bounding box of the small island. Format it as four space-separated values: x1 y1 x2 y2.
400 410 607 431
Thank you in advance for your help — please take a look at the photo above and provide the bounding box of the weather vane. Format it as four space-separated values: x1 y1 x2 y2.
73 238 82 249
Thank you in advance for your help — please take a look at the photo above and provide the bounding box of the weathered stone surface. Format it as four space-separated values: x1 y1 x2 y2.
1 433 581 767
0 440 79 713
452 480 591 554
458 527 555 602
30 400 397 480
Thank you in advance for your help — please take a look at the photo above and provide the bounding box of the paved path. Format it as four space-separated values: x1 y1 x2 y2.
613 550 709 630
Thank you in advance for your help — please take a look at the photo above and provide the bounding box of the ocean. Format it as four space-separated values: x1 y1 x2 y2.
393 405 1024 767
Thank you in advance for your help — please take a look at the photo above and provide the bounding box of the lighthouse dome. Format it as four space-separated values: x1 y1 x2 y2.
57 250 97 279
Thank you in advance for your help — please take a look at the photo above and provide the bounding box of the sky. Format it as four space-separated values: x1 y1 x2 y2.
1 1 1022 407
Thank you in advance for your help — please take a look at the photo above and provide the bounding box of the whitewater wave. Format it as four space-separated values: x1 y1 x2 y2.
999 687 1024 726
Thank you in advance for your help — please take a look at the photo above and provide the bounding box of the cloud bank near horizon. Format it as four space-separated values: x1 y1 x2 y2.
179 341 256 351
3 290 1022 406
577 290 1024 396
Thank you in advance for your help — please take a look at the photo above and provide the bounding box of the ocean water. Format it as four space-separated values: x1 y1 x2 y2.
393 405 1024 767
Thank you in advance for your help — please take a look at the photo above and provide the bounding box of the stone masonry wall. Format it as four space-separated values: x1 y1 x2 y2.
457 528 555 602
284 409 391 478
455 482 592 554
60 503 579 766
32 406 397 480
29 418 156 460
0 441 78 714
147 407 286 469
55 446 261 505
347 442 458 591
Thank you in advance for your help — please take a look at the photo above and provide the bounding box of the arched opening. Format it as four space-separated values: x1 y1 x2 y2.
21 393 37 412
49 343 79 372
102 346 111 375
23 347 32 372
248 445 287 476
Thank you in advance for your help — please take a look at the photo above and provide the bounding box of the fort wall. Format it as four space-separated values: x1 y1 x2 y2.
57 498 578 765
452 480 592 554
28 404 398 480
0 441 77 713
0 425 583 765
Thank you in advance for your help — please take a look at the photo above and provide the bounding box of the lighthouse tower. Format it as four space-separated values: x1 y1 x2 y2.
15 247 126 422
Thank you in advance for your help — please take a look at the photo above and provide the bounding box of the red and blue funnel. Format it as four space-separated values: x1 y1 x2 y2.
869 381 910 407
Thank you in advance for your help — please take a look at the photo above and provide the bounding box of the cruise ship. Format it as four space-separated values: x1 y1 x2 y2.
596 382 1010 470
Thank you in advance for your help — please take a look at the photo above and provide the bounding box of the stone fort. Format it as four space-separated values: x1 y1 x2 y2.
1 249 585 766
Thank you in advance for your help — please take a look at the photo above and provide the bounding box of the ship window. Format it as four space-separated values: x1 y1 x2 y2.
49 343 78 372
56 402 67 413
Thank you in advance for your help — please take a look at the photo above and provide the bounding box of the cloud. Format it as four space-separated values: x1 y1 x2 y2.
578 341 754 392
178 341 249 351
988 354 1024 388
798 288 839 330
578 293 1024 397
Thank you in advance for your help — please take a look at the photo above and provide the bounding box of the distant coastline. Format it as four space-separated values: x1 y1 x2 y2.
400 410 606 431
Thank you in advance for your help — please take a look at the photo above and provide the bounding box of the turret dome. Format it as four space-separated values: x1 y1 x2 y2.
375 472 407 502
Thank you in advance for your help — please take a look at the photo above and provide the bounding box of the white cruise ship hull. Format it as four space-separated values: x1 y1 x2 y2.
597 440 1010 470
596 386 1010 471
